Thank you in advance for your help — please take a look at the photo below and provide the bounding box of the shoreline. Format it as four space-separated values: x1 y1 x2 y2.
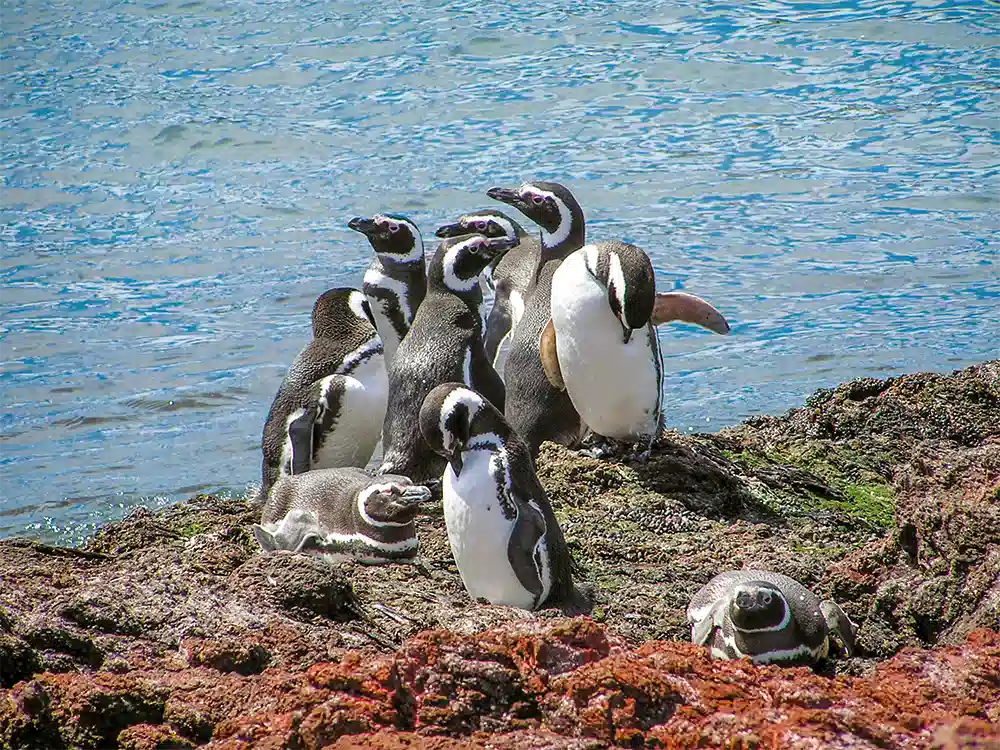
2 361 998 749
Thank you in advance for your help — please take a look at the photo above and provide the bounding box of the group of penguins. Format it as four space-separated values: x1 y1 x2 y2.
251 180 857 668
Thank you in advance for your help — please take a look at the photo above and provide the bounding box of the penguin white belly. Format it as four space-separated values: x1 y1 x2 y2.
442 451 536 609
551 254 660 440
313 355 388 469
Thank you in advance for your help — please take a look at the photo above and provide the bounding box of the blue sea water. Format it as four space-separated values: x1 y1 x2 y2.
1 0 998 544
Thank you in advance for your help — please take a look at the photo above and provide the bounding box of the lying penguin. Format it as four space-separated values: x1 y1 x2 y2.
540 240 729 455
254 467 431 564
687 569 857 667
419 382 586 612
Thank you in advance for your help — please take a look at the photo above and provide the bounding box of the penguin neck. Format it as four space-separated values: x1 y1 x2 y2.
539 206 585 261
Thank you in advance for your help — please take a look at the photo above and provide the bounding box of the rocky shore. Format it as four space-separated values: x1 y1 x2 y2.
2 362 998 749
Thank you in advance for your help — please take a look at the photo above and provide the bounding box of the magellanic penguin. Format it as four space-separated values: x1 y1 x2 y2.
484 181 587 459
254 466 431 564
378 234 517 482
687 569 858 667
435 209 540 372
348 213 428 364
259 288 387 499
541 240 730 452
419 383 585 612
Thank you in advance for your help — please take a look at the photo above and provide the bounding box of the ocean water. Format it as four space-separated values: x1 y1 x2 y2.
1 0 997 544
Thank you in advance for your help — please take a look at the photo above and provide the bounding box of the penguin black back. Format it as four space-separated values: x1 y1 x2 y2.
378 235 516 482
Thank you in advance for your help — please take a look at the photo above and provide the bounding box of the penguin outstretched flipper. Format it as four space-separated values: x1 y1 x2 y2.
651 292 730 334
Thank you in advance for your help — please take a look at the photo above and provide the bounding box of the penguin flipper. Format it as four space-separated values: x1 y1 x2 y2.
484 297 512 365
252 524 277 552
508 496 548 606
821 600 858 658
287 405 317 475
690 600 726 646
538 318 566 390
651 292 730 335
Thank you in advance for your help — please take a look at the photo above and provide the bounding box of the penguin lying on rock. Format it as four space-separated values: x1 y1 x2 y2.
419 382 589 613
259 288 387 499
687 569 857 667
541 240 730 458
254 466 431 564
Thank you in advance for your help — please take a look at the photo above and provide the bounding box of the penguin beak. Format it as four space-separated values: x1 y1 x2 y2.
486 187 524 210
449 452 464 475
399 485 433 505
481 236 518 260
348 216 377 236
435 222 465 238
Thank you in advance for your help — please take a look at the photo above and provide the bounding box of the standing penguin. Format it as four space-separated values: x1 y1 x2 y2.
254 466 432 564
485 181 587 459
378 234 516 482
259 288 387 499
687 569 858 667
435 209 540 371
348 213 428 364
419 383 584 611
541 240 730 453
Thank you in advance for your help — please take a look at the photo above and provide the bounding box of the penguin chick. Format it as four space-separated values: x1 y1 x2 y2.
541 240 729 451
419 382 587 612
687 569 858 667
378 234 516 482
349 213 428 364
259 288 387 499
254 466 431 564
436 209 540 371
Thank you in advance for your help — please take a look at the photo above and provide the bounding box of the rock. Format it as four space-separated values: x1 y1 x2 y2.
0 361 997 748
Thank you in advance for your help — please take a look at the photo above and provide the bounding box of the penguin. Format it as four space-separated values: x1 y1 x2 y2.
254 466 432 564
378 234 517 482
686 569 858 667
348 213 428 364
484 181 587 459
419 383 584 611
259 288 387 499
435 209 540 372
540 240 730 454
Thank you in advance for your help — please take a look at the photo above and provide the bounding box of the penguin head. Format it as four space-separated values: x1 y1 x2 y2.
435 210 523 242
583 243 657 344
348 213 424 264
486 181 584 250
358 478 432 526
311 288 378 338
728 581 790 633
419 383 487 474
433 235 518 294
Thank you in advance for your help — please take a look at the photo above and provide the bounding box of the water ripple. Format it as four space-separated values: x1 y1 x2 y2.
2 0 998 542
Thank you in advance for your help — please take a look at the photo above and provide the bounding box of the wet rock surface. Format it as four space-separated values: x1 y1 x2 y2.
2 361 998 748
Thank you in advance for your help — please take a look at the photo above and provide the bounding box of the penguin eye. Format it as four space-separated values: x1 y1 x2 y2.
474 221 487 231
530 194 544 206
388 223 401 234
759 591 772 605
